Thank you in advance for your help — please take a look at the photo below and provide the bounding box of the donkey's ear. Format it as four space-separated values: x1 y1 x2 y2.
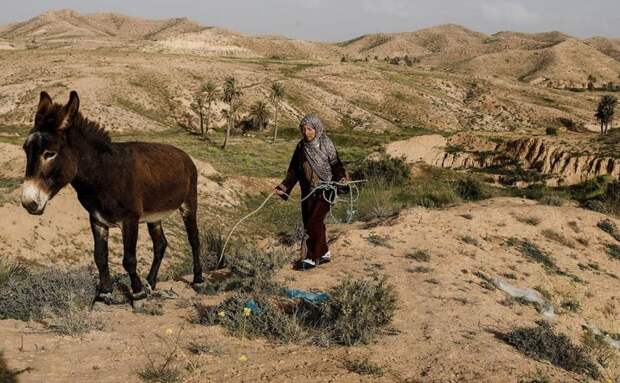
60 91 79 130
37 91 52 116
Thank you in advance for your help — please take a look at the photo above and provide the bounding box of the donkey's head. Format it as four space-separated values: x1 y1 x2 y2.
21 91 80 215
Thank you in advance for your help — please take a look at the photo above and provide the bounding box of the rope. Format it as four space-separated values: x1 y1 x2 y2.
216 179 366 269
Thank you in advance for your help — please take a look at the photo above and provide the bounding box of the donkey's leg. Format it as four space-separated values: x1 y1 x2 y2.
146 221 167 289
181 202 204 284
121 217 145 297
89 216 112 296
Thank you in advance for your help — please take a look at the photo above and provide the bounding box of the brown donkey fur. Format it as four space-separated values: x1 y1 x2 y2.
21 91 204 300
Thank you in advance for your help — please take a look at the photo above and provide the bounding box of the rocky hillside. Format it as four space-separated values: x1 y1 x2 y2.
387 133 620 186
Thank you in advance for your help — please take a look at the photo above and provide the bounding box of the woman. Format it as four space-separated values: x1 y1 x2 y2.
275 114 347 269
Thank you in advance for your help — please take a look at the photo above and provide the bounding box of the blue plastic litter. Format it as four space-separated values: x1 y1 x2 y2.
285 288 330 304
244 299 263 315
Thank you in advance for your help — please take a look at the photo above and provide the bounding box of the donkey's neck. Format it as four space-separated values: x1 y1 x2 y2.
68 118 120 190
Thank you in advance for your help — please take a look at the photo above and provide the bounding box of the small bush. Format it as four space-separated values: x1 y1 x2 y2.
408 266 432 273
214 247 295 294
355 180 401 221
460 235 480 247
583 199 609 214
473 271 496 291
0 259 29 287
49 304 104 335
541 229 576 249
545 127 558 136
597 218 620 241
195 292 307 343
560 299 581 313
581 331 617 368
606 243 620 260
197 277 397 347
582 180 620 215
137 334 183 383
455 177 488 201
351 155 411 186
344 358 384 376
497 321 600 378
506 238 560 273
516 216 541 226
406 250 431 262
317 277 397 346
539 195 565 206
0 266 96 322
366 234 393 248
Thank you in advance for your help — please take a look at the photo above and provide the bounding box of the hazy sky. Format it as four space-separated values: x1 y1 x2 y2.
0 0 618 42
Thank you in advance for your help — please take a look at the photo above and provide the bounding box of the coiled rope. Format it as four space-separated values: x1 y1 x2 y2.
216 179 366 269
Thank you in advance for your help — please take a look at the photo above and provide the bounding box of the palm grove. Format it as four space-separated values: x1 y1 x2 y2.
189 78 286 149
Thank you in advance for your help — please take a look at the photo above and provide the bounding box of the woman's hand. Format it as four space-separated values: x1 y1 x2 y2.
274 184 286 196
338 177 347 185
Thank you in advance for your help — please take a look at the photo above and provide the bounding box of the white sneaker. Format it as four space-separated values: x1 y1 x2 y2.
320 252 331 262
302 259 316 268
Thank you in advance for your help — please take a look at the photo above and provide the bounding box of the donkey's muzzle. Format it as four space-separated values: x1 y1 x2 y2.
21 180 49 215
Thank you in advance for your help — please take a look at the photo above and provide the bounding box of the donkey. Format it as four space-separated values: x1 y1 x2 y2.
21 90 204 301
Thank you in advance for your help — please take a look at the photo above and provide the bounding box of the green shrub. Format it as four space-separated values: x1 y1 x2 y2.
506 238 560 274
539 195 565 206
213 247 295 294
581 180 620 215
351 155 411 186
545 127 558 136
316 277 397 346
406 250 431 262
581 331 617 368
0 259 29 287
597 218 620 241
497 321 600 378
197 277 397 347
607 243 620 260
455 177 488 201
0 266 96 322
354 179 402 221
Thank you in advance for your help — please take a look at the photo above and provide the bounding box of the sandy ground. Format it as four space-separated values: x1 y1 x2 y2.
1 194 619 382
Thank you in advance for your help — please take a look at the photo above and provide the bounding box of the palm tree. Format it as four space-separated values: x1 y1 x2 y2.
595 95 618 135
222 76 242 149
270 82 285 143
203 81 219 136
190 91 206 135
248 100 271 131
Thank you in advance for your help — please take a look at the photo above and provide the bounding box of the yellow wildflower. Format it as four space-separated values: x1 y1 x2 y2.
243 307 252 317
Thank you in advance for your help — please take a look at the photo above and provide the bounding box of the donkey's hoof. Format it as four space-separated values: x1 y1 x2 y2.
192 275 205 285
131 289 149 301
95 292 114 305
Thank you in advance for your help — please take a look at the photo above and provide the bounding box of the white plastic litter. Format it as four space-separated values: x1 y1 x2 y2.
491 276 556 318
582 324 620 349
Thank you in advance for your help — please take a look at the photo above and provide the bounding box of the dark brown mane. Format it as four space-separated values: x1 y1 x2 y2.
70 111 113 152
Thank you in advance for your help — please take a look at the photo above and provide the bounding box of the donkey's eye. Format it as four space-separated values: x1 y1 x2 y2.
43 151 57 160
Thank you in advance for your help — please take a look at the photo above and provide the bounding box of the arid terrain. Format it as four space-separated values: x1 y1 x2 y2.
1 9 620 383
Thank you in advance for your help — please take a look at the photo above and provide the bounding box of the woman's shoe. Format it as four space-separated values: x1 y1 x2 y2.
294 258 317 270
319 251 331 264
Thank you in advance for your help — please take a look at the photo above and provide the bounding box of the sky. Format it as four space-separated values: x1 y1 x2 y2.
0 0 618 42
